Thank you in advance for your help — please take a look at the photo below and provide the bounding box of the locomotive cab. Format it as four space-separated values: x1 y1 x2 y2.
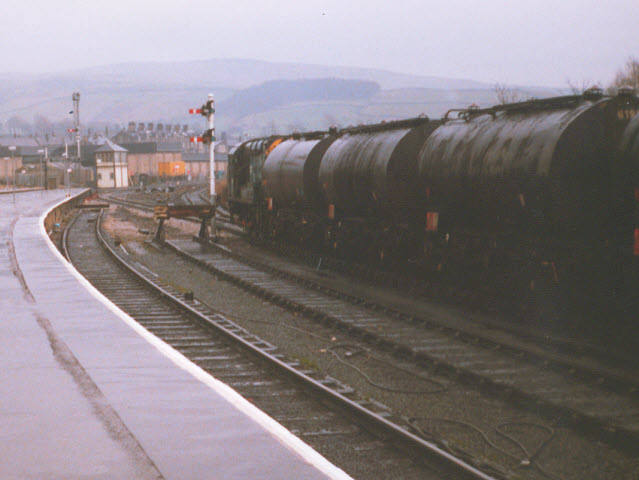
228 137 283 225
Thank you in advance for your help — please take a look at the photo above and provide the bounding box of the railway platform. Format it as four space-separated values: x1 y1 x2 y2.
0 190 349 480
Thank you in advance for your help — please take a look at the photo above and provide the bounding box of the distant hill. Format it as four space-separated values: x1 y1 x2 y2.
60 58 492 91
226 84 562 137
220 78 381 120
0 58 560 139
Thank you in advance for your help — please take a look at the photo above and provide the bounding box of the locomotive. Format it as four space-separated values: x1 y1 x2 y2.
228 88 639 311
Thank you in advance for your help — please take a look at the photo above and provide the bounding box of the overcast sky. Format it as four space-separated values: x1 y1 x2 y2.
2 0 638 87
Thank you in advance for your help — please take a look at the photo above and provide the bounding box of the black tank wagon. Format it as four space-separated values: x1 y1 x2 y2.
260 134 337 245
317 117 442 259
418 89 639 233
263 135 336 211
416 89 639 299
618 109 639 286
318 118 438 218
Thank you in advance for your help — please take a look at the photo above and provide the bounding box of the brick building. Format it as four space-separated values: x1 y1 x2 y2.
122 142 182 178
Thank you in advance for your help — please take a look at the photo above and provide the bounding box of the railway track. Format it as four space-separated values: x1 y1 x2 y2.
102 193 628 363
101 192 240 235
63 207 494 480
193 237 639 386
163 235 639 456
99 193 639 453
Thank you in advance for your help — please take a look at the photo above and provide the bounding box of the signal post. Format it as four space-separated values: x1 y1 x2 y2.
190 94 217 239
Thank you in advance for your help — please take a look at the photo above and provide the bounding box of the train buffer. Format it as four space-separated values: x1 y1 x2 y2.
153 203 215 243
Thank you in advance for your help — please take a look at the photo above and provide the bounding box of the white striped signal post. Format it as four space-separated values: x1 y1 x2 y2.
190 94 216 201
190 93 217 238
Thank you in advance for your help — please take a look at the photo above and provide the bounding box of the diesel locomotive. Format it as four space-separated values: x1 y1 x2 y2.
227 88 639 311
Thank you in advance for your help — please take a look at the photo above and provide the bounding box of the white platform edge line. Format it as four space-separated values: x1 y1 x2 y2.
38 194 353 480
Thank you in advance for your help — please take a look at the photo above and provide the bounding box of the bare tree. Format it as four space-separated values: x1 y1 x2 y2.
494 83 521 104
5 115 31 136
286 119 303 132
324 113 338 127
33 114 53 137
566 78 595 95
610 57 639 90
268 119 278 135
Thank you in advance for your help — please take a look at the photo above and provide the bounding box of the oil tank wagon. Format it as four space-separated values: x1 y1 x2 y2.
262 135 337 211
417 89 639 291
318 117 440 222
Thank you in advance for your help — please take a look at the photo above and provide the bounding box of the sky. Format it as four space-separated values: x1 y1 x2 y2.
2 0 638 88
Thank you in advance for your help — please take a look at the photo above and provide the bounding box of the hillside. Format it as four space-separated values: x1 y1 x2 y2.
0 58 559 139
57 58 492 91
219 78 381 121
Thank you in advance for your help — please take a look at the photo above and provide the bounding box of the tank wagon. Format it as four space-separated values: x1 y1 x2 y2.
619 108 639 284
417 89 639 295
227 89 639 303
317 118 442 259
261 132 337 246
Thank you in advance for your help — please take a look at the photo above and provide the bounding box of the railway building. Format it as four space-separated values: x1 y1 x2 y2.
0 145 23 185
122 141 183 179
95 140 129 188
109 122 229 185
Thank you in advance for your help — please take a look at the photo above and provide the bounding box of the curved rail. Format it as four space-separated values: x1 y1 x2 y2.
66 207 497 480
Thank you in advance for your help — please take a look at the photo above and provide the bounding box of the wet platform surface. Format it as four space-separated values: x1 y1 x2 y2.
0 190 348 480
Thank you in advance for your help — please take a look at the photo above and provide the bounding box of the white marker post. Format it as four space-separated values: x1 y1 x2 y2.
37 148 44 194
8 146 16 203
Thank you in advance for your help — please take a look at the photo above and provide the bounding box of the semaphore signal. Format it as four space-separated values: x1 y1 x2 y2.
189 94 216 198
189 93 217 239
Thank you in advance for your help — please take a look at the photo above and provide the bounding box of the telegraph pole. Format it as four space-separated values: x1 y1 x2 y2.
37 148 46 193
72 92 80 183
63 140 70 197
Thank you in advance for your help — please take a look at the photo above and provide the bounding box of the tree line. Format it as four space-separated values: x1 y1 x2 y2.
496 57 639 104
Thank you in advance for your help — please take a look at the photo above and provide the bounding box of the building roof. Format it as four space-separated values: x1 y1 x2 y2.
94 140 128 153
120 142 182 154
183 152 228 163
0 146 19 157
48 144 100 166
0 136 42 148
183 152 208 163
0 143 56 157
120 142 157 154
50 144 98 156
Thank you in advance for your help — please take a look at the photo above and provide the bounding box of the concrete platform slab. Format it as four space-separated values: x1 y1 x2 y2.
0 190 350 480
